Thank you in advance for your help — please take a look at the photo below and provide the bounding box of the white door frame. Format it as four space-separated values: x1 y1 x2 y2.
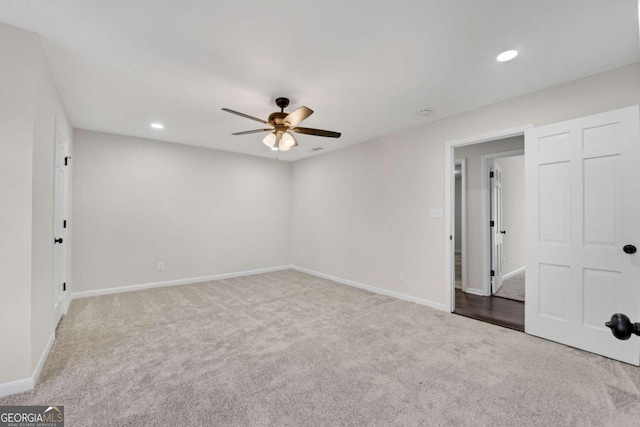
454 158 468 291
53 118 69 323
482 149 525 295
444 125 532 313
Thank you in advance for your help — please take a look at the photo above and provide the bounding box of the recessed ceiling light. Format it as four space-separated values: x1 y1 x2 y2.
150 122 164 129
496 50 518 62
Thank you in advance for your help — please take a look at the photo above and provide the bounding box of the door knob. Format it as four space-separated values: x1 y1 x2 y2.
623 245 636 254
605 313 640 340
500 230 507 234
54 237 63 244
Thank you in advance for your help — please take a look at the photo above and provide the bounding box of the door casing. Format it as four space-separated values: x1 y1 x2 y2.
444 125 532 312
53 118 69 324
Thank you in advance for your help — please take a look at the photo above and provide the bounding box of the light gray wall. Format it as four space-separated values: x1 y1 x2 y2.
291 62 640 306
72 130 292 292
0 22 35 385
498 155 525 276
0 22 73 385
454 136 524 292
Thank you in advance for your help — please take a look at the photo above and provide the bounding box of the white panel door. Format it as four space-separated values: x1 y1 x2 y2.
526 105 640 365
491 161 504 293
53 120 69 324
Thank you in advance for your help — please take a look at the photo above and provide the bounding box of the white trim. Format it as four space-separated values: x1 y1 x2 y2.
64 292 72 313
502 266 526 281
0 377 32 399
444 124 533 313
482 149 525 296
71 265 293 299
463 288 485 296
53 117 70 325
32 332 55 386
0 332 56 398
292 265 448 312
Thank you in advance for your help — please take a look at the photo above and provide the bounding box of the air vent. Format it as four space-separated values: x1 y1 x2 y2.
311 147 324 151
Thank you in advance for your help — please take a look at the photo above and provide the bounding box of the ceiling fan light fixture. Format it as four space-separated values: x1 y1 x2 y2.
280 132 297 149
263 132 277 148
278 139 291 152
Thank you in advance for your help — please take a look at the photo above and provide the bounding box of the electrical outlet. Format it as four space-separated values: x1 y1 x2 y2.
400 271 405 281
157 261 165 271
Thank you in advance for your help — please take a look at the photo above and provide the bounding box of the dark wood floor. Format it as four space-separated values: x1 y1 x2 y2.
454 289 524 331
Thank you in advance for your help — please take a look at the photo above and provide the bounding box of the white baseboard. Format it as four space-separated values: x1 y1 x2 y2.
71 265 293 300
0 331 55 398
0 377 33 399
502 266 525 280
292 265 447 312
463 287 486 296
32 332 55 386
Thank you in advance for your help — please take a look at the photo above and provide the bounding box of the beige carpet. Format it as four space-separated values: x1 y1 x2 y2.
2 270 638 426
495 270 526 302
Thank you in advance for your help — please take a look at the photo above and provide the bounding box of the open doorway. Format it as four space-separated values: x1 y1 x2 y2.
450 135 525 330
489 154 525 302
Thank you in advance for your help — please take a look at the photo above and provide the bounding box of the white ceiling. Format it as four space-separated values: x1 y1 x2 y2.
1 0 639 161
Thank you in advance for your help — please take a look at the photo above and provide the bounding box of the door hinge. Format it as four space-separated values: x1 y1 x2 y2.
489 171 494 178
64 156 71 166
63 282 66 291
63 220 67 229
490 270 495 277
490 220 495 227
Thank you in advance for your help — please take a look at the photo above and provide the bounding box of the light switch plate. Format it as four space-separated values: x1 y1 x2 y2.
429 208 444 218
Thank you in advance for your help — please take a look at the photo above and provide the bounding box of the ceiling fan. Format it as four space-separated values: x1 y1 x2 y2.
222 97 341 151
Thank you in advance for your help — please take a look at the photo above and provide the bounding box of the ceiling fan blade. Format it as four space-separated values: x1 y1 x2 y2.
291 127 341 138
221 108 268 124
283 106 313 126
232 128 273 136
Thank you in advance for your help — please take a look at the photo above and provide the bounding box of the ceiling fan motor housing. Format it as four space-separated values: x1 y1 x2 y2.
268 112 288 126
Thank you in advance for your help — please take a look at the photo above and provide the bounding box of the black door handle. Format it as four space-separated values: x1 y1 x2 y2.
623 245 636 254
500 230 506 234
54 238 63 244
605 313 640 340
